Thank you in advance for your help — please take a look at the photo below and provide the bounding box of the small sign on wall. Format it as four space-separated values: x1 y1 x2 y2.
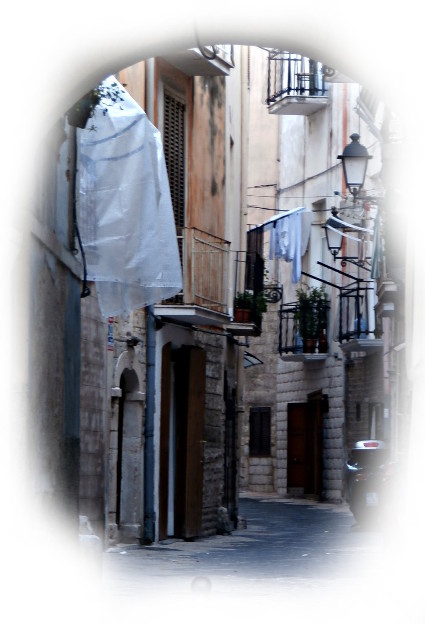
107 317 114 351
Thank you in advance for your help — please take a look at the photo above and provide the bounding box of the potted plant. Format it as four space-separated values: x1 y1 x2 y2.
253 291 268 317
234 291 253 322
234 290 268 323
295 284 328 353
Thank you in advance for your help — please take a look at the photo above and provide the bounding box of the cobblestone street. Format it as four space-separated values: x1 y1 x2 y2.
99 493 420 623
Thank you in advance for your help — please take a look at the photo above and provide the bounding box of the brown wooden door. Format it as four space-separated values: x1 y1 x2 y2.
174 346 206 539
287 403 309 490
287 399 323 497
158 342 172 541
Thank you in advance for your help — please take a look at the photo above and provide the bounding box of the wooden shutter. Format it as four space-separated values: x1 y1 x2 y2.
163 91 185 229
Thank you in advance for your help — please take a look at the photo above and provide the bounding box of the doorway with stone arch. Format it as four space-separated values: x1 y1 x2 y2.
109 351 145 544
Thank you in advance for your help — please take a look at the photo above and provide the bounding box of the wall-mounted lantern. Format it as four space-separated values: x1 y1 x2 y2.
338 133 372 199
324 208 345 259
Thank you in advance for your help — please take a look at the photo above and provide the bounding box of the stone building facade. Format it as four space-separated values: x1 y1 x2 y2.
275 357 344 501
74 47 247 546
239 46 387 502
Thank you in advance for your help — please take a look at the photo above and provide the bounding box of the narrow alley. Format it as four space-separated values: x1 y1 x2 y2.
99 493 412 623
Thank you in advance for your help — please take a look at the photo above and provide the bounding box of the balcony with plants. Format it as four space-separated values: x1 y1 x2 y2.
266 50 328 116
278 281 383 360
227 248 275 337
279 285 329 360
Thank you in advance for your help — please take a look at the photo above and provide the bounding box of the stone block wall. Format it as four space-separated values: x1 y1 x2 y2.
194 330 227 537
344 353 384 451
240 305 279 493
79 287 108 541
276 356 345 501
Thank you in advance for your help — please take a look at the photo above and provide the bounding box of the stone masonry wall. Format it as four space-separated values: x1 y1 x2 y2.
276 356 345 502
194 330 227 537
344 353 384 452
240 305 279 493
79 286 109 541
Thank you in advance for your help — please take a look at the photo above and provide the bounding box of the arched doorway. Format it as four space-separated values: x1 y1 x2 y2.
110 355 145 544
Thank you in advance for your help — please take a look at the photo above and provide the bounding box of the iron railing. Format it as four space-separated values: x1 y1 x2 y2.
267 50 328 105
165 227 230 314
233 250 267 329
278 301 329 355
338 282 376 342
278 281 377 355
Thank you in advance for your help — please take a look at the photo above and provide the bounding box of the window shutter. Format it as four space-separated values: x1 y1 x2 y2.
163 91 185 229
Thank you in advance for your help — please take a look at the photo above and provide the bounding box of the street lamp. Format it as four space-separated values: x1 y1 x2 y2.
338 133 372 199
325 208 344 259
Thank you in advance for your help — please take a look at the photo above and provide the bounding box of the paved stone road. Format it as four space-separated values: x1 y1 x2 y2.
99 493 422 624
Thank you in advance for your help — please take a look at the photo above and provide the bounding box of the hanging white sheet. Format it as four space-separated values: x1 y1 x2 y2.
76 76 182 317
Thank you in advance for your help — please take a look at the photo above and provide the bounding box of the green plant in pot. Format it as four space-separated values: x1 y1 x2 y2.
295 284 328 353
234 290 268 322
234 291 253 322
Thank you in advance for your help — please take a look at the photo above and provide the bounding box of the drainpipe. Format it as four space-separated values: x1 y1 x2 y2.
143 304 156 543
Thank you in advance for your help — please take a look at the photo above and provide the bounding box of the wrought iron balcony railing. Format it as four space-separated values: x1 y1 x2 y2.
338 282 377 343
266 50 328 111
278 282 378 356
278 301 329 356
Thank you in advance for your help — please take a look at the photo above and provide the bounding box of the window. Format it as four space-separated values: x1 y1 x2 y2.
249 407 271 457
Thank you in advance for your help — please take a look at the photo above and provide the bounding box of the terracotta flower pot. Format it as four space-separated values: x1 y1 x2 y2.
234 308 251 323
303 338 317 353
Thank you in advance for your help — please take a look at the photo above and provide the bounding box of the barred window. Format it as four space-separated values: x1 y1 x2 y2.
249 407 271 457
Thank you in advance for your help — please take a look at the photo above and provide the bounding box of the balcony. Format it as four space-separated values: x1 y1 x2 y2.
162 45 234 77
225 245 275 337
266 50 328 116
338 282 383 355
155 227 230 327
278 301 329 362
279 282 383 360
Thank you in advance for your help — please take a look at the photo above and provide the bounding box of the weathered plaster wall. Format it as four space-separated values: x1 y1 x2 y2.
190 75 226 239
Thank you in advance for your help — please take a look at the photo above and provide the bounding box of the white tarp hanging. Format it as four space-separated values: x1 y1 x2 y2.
76 76 182 317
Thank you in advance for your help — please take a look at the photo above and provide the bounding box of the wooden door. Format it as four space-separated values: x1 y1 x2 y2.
287 399 323 497
287 403 308 490
174 346 206 539
158 342 172 541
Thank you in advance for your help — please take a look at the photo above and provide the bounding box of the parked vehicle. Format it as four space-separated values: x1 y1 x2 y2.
345 440 392 525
